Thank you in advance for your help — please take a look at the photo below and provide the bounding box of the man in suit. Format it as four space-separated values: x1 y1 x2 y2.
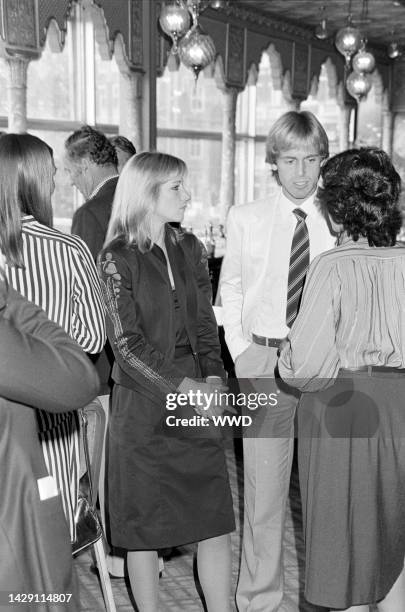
65 125 119 262
220 111 336 612
64 125 122 577
65 125 118 393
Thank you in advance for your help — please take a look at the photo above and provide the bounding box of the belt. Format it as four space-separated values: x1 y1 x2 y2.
174 345 194 357
340 366 405 375
252 334 283 348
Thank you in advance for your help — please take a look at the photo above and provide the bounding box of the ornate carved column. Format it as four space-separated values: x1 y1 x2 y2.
291 41 310 110
382 108 394 156
6 56 30 132
215 23 246 217
119 69 143 151
113 0 156 151
0 0 41 132
338 106 351 150
337 83 355 150
288 98 301 111
219 86 239 220
140 0 156 151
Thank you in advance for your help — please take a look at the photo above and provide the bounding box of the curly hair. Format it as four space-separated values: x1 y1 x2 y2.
65 125 118 167
318 148 402 247
109 135 136 157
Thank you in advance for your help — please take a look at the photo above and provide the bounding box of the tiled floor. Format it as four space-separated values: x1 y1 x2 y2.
75 441 322 611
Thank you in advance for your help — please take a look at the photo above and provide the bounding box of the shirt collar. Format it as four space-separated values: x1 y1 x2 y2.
278 188 318 219
21 215 35 225
88 175 118 201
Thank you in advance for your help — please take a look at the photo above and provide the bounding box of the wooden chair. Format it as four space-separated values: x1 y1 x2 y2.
76 398 117 612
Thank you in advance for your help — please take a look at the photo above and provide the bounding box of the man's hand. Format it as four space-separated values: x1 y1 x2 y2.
277 337 291 357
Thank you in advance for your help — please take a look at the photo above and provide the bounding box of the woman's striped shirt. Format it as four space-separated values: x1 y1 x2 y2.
4 215 106 539
7 216 105 354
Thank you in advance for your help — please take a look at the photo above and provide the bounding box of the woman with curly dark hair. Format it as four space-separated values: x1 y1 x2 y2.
278 148 405 612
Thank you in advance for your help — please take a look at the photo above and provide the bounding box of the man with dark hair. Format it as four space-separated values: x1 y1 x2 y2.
109 135 136 173
65 125 119 261
221 111 336 612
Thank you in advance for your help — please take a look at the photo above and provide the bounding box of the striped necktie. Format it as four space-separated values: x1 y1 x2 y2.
286 208 310 328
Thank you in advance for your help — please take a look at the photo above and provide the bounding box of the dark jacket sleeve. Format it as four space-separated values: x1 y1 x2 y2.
98 247 186 401
0 280 100 412
71 205 104 261
184 235 226 379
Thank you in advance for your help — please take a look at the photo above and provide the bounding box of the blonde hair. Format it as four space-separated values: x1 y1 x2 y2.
105 152 186 252
265 111 329 165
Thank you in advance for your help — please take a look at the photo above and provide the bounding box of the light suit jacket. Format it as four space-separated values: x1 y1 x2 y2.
220 188 336 361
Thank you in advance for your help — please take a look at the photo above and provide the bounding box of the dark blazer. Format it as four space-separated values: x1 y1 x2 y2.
0 280 99 610
71 176 118 393
71 176 118 261
98 229 225 403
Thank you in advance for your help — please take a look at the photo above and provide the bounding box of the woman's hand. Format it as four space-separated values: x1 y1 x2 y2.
177 376 232 420
204 376 231 419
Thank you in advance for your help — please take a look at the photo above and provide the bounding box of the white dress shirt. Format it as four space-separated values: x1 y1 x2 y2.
220 187 336 361
252 190 334 339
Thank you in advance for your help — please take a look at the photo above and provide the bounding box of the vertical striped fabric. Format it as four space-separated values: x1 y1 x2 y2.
286 208 310 328
4 216 106 540
279 237 405 390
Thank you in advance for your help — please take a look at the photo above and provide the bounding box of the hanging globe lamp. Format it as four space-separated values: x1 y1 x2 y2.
387 42 402 59
346 70 372 102
159 1 191 53
178 23 216 79
210 0 228 7
335 23 362 65
352 44 375 74
315 19 329 40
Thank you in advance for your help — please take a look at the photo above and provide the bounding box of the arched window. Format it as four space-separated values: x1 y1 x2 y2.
250 49 290 201
301 60 341 155
95 44 120 125
28 36 73 121
157 63 224 237
356 71 383 148
25 4 119 232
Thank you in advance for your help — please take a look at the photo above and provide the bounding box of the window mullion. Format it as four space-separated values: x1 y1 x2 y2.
83 7 96 125
246 84 257 202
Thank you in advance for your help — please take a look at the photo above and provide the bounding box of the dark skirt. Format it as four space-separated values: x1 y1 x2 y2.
298 370 405 608
107 353 235 550
0 404 78 611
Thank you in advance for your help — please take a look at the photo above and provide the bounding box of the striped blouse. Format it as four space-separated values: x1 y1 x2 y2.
6 216 105 351
3 216 105 540
278 236 405 391
5 216 106 429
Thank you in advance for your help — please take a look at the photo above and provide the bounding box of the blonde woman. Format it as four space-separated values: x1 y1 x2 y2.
98 152 235 612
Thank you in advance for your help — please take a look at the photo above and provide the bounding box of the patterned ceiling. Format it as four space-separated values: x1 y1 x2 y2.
234 0 405 50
